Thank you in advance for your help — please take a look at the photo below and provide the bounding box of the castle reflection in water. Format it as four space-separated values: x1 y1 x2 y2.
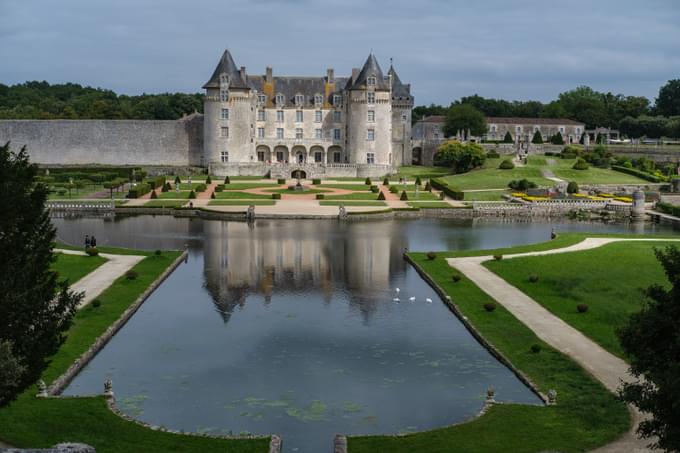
201 220 408 323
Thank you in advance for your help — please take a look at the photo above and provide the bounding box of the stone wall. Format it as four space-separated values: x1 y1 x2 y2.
0 115 203 167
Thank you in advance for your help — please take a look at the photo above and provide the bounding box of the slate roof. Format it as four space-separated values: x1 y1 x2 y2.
486 117 585 126
203 49 249 89
388 65 411 99
246 76 349 107
349 54 389 90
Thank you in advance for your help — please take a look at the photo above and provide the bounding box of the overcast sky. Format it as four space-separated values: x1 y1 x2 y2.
1 0 678 105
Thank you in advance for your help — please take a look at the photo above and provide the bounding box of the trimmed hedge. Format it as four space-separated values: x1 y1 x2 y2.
486 151 500 159
312 178 321 185
656 202 680 217
611 165 666 183
316 193 325 200
272 193 282 200
126 183 151 198
430 177 464 200
499 159 515 169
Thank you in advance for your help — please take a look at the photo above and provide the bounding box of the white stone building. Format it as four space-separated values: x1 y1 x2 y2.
203 50 413 178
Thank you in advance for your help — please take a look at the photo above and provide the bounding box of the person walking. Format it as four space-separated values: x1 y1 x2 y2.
90 235 97 248
85 235 90 249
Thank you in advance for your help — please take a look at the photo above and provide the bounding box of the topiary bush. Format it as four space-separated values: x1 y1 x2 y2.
567 181 579 194
389 186 399 194
424 181 432 192
531 130 543 144
415 176 422 186
577 303 589 313
452 273 462 283
493 254 503 261
400 190 408 201
370 185 379 193
206 175 212 184
195 183 207 192
529 274 539 283
215 184 224 192
550 132 565 145
508 179 537 191
312 178 321 185
154 249 162 256
91 299 101 308
383 177 390 186
484 302 497 312
499 159 515 170
316 193 325 200
530 344 542 353
503 131 513 143
188 190 196 199
224 176 231 184
150 190 158 199
277 178 286 184
426 251 437 260
365 177 372 185
272 193 282 200
125 270 138 280
573 158 589 170
210 192 216 199
161 182 171 192
486 151 500 159
85 247 98 256
377 191 386 200
174 176 181 184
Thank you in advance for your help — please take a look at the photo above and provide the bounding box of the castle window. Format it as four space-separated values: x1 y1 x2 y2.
333 128 341 140
220 89 229 102
491 125 496 132
276 128 284 139
221 126 229 138
333 94 342 106
257 151 265 162
257 110 266 121
221 151 229 163
333 152 341 163
296 128 303 139
276 110 284 122
367 129 375 141
366 153 375 164
516 126 522 133
314 152 322 163
315 110 322 123
333 111 341 122
276 151 284 162
314 94 323 106
258 94 266 104
276 94 284 105
402 113 407 121
559 126 565 133
315 128 322 139
257 127 265 138
295 94 304 106
367 92 375 104
576 127 581 135
221 108 229 120
389 153 392 164
368 110 375 122
296 110 303 122
367 76 376 86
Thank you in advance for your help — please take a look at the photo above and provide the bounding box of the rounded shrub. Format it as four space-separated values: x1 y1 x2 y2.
150 190 158 199
86 247 99 256
316 193 325 200
377 191 386 200
383 177 390 186
195 183 207 192
389 186 399 194
224 176 231 184
567 181 579 194
277 178 286 184
499 159 515 170
486 151 500 159
483 302 497 312
312 178 321 185
573 158 589 170
426 251 437 260
206 175 212 184
415 176 422 186
272 193 282 200
400 190 408 201
530 344 542 354
125 270 138 280
365 177 372 185
370 185 379 193
529 274 539 283
91 299 102 308
161 182 170 192
154 249 162 256
452 273 462 283
493 254 503 261
577 303 589 313
188 190 196 199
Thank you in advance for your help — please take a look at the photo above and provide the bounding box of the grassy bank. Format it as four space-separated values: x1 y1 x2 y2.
349 235 634 452
0 250 269 453
53 253 107 284
485 240 676 358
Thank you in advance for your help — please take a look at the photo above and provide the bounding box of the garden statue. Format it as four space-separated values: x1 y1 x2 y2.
486 386 495 403
338 204 347 220
547 388 557 404
36 379 48 398
247 205 255 221
104 378 114 398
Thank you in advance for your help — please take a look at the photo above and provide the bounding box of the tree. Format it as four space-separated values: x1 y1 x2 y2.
0 143 81 406
443 104 487 138
617 246 680 451
503 131 514 143
557 86 608 128
655 79 680 116
566 181 579 193
550 132 565 145
434 141 486 173
531 130 543 144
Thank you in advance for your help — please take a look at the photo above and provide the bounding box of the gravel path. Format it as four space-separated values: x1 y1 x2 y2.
447 237 680 453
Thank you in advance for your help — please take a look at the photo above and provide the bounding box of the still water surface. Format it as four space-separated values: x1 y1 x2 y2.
55 217 674 452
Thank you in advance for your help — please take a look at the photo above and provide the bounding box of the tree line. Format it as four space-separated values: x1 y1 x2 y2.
0 81 203 120
413 80 680 139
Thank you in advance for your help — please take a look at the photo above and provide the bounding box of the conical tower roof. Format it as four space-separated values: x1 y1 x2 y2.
388 63 411 99
350 53 389 90
203 49 249 89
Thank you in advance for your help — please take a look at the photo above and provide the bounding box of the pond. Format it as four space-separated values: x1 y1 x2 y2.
55 216 674 452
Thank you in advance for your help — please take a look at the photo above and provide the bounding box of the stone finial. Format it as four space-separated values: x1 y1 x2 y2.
338 204 347 220
36 379 48 398
104 378 114 398
486 386 496 403
547 388 557 404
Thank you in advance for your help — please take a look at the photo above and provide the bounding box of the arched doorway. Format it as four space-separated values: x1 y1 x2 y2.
256 145 271 163
327 145 343 164
292 146 306 165
274 146 288 163
412 147 422 165
291 169 307 179
310 146 324 164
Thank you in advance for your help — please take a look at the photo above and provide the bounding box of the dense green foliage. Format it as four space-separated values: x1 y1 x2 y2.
0 81 203 120
617 246 680 451
499 159 515 170
0 143 82 406
434 141 486 173
502 131 513 143
531 130 543 144
443 104 487 138
655 79 680 117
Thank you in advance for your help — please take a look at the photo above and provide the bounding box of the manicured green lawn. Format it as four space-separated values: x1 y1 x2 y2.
485 240 676 358
319 201 387 206
0 250 269 453
393 165 454 180
549 159 646 184
349 239 630 452
208 200 276 206
143 200 186 208
52 253 107 284
264 188 331 195
157 190 191 199
401 191 438 201
464 190 509 201
223 183 277 190
324 192 380 200
317 184 372 191
214 191 272 200
406 202 454 208
178 183 207 190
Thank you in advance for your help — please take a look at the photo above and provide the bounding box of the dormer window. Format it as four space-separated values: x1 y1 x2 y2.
367 76 376 86
257 94 266 104
295 94 304 106
333 94 342 106
314 94 323 106
275 93 284 105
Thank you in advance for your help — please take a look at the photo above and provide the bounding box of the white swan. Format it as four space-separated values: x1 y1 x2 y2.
395 288 400 293
408 296 416 301
425 298 433 303
392 298 400 302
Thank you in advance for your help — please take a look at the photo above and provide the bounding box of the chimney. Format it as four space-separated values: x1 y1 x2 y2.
326 68 334 83
266 66 273 84
240 66 247 83
351 68 359 84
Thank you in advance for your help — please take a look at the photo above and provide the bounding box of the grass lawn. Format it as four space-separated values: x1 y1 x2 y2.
324 192 380 200
228 176 269 181
214 191 272 200
178 183 207 190
401 191 438 201
317 184 373 191
157 190 191 199
47 184 108 200
52 253 107 284
264 188 331 195
393 165 454 180
223 183 278 190
485 240 676 358
319 201 387 206
208 200 276 206
349 238 631 452
0 250 269 453
406 202 455 208
549 159 646 184
464 190 509 201
143 200 186 208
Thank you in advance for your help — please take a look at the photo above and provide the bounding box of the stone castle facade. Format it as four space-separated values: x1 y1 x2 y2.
204 50 413 178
